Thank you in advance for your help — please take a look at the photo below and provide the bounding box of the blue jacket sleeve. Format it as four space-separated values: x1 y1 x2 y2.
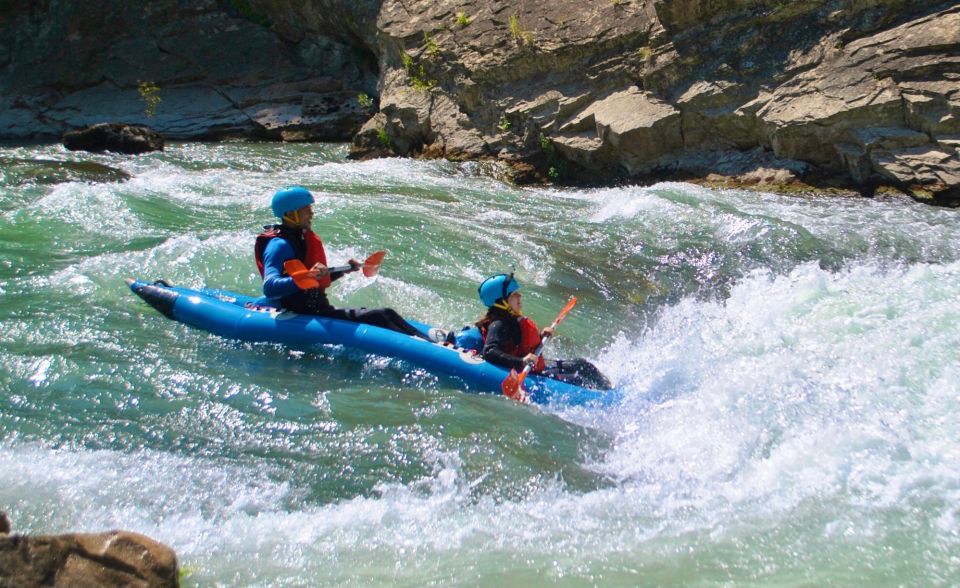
261 238 301 299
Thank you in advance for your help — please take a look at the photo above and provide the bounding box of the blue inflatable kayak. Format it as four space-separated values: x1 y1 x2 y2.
127 279 620 407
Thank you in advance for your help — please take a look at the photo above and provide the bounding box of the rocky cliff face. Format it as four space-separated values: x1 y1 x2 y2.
347 0 959 202
2 0 958 203
0 0 378 141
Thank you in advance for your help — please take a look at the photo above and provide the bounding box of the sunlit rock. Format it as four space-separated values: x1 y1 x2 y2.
0 522 178 588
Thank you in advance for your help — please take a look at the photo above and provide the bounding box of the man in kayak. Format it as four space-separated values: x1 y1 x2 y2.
477 273 612 389
255 185 429 339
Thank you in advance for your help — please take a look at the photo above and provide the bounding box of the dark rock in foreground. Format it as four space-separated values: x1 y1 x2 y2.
63 123 164 155
0 512 178 588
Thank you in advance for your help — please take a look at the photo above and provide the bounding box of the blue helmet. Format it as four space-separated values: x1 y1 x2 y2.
271 186 314 218
479 273 520 307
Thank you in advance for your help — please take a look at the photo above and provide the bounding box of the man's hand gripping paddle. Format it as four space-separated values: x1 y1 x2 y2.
501 296 578 403
283 250 387 289
329 250 387 278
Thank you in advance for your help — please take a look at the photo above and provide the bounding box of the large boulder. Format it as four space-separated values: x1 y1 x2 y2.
0 529 178 588
63 123 164 154
0 157 131 184
756 5 960 199
554 87 682 175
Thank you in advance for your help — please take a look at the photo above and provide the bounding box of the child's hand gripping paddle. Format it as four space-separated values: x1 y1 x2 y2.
501 296 578 403
283 250 387 289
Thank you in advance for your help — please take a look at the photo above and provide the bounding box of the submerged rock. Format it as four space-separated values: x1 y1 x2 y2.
63 123 164 155
0 157 131 185
0 515 178 588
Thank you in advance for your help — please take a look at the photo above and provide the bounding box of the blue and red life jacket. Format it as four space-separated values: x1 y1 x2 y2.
254 226 332 289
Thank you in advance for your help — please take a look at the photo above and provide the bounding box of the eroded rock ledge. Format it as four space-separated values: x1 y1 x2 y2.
347 0 959 204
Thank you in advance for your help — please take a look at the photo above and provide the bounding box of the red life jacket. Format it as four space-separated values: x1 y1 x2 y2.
480 316 546 372
254 227 332 289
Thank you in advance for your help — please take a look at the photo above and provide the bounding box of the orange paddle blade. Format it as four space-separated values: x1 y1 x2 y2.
362 250 387 278
501 369 521 400
554 296 577 325
501 369 530 403
283 259 320 290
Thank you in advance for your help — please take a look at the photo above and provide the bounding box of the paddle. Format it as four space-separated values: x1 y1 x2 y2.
329 250 387 278
284 250 387 289
501 296 578 403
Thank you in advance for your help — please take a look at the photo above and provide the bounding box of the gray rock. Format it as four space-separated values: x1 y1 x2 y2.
63 123 164 155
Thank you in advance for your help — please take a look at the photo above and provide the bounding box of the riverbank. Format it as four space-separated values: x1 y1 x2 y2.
2 2 958 204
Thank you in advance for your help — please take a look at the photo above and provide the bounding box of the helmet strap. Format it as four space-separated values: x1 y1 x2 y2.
282 210 301 226
493 299 520 316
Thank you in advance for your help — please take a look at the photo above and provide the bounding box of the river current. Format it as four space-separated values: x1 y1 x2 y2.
1 143 958 586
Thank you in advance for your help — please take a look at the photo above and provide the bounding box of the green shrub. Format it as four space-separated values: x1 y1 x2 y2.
456 12 471 27
508 15 534 46
423 31 441 59
539 133 567 182
401 51 437 91
538 133 551 151
137 81 161 119
410 64 436 90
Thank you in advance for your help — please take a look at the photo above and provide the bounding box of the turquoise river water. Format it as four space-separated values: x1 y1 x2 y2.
1 143 958 586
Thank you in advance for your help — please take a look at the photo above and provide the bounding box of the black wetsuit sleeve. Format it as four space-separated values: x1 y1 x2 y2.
482 319 525 371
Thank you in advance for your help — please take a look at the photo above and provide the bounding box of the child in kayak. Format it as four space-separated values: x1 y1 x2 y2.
255 186 428 339
476 273 612 390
